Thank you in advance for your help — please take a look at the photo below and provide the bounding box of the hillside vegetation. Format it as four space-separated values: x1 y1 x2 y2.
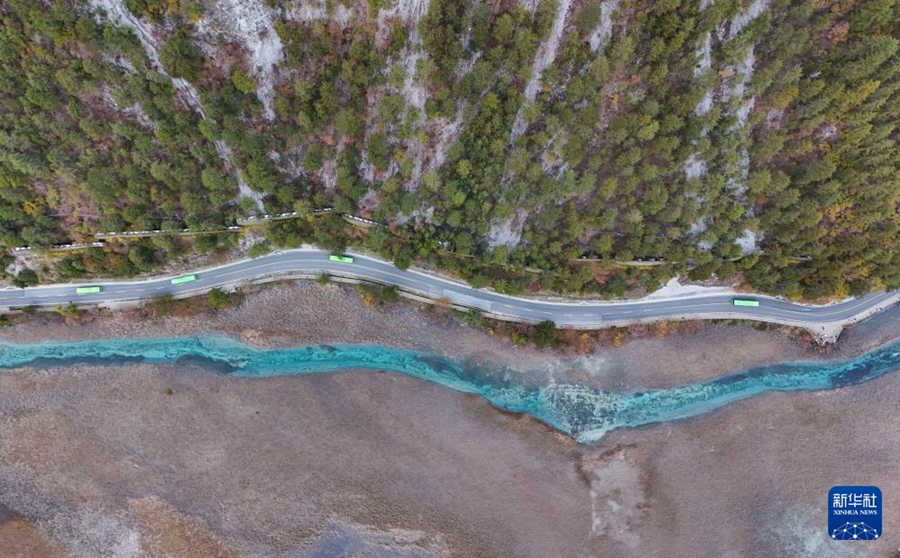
0 0 897 298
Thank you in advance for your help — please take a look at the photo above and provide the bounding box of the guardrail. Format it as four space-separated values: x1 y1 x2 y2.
7 208 385 253
95 226 243 240
342 214 386 228
237 208 334 226
13 242 106 253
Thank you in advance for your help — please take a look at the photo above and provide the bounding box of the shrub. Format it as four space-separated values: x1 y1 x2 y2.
207 288 229 310
393 250 411 270
381 284 400 303
56 302 78 317
13 269 39 288
147 293 175 316
460 307 485 328
160 27 204 82
232 70 257 94
533 320 557 347
248 242 271 259
368 132 391 171
510 331 528 345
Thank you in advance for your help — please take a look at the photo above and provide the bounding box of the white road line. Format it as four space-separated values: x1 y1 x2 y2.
5 250 897 330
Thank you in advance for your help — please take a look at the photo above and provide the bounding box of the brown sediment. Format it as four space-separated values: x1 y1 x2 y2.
0 365 590 557
0 517 68 558
128 497 242 558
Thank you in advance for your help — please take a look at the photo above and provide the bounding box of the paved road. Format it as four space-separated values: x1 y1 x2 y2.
1 249 897 330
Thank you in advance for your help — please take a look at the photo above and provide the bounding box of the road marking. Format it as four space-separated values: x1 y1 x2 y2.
6 251 897 329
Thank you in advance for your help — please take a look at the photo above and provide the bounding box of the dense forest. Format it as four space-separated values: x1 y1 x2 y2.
0 0 897 298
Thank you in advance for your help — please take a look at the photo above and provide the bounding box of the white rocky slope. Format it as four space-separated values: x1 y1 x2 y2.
196 0 284 122
509 0 574 143
88 0 265 210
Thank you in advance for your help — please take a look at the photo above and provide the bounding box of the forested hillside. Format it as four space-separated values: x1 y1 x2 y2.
0 0 897 298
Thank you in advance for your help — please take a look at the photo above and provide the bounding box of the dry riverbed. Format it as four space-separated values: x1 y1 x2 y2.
0 281 898 556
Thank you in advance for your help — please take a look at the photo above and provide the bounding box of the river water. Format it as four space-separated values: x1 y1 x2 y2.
1 335 898 443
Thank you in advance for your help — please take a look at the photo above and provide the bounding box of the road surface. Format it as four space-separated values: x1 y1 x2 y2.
1 249 897 332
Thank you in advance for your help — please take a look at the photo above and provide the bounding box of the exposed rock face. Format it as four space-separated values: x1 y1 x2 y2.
196 0 284 121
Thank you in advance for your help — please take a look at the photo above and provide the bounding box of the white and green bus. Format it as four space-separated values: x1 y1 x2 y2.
75 286 103 295
171 274 198 285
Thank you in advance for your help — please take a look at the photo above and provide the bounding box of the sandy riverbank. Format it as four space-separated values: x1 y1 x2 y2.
0 281 897 556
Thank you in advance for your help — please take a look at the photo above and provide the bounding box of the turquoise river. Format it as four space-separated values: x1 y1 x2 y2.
1 335 898 443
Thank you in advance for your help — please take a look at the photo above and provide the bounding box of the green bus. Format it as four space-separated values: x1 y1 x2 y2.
732 298 760 307
329 254 354 263
171 274 198 285
75 286 103 295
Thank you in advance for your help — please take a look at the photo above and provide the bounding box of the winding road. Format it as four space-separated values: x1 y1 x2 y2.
2 249 897 336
